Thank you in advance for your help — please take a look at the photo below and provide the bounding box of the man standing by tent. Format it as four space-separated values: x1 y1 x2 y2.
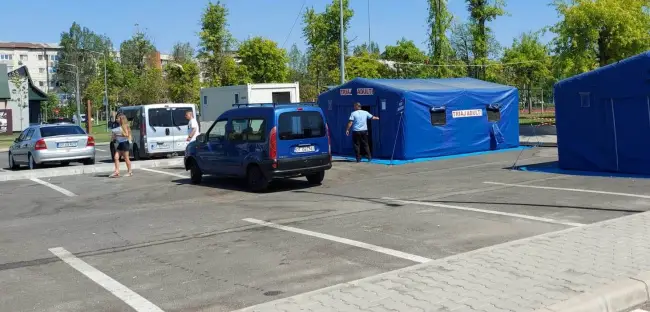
346 102 379 162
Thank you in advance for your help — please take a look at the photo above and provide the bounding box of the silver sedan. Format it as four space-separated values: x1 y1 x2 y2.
8 124 96 170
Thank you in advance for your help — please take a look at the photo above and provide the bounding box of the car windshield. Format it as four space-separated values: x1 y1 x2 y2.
278 111 325 140
40 126 86 137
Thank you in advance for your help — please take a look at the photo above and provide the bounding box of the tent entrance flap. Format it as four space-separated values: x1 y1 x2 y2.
361 105 374 155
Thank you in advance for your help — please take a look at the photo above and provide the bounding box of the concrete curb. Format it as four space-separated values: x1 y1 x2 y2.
520 141 558 147
535 271 650 312
0 157 184 182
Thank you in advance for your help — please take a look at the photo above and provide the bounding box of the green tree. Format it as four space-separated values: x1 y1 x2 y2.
428 0 455 77
353 42 380 56
198 1 235 86
171 42 194 63
165 62 201 103
382 38 428 78
501 32 553 89
551 0 650 78
302 0 354 85
450 20 501 78
135 67 167 104
466 0 506 79
56 22 112 95
120 30 156 76
84 75 105 118
343 51 384 79
43 92 60 120
220 57 251 86
238 37 289 83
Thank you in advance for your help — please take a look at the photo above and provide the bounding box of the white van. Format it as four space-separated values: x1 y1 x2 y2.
115 103 197 160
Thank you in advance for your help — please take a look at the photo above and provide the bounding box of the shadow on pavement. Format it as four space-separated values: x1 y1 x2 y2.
172 176 320 194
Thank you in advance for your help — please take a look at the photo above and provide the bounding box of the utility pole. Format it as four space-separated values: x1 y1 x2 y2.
339 0 345 85
367 0 371 47
75 67 81 126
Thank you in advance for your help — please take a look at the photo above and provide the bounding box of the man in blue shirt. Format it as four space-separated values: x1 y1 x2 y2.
346 102 379 162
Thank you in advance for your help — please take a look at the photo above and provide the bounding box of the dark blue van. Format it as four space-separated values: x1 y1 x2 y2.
184 103 332 191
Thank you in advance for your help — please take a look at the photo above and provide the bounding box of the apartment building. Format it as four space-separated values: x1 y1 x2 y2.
0 42 59 93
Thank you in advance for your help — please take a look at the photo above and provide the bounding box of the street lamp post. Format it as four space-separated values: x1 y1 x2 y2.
60 63 82 126
85 50 108 130
339 0 345 85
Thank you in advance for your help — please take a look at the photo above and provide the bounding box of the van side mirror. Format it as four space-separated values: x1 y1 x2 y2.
197 133 205 142
14 137 20 143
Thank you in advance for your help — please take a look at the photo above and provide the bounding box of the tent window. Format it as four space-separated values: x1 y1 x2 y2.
580 92 590 107
430 106 446 126
487 104 501 122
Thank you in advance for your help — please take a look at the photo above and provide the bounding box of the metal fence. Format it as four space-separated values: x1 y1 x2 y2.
519 88 554 114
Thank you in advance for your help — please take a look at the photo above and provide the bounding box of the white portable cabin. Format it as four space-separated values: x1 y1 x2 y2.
200 82 300 123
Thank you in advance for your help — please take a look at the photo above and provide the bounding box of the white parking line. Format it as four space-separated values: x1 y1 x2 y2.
49 247 164 312
95 148 107 152
632 310 649 312
30 178 77 197
243 218 432 263
484 181 650 199
140 168 188 179
382 197 585 227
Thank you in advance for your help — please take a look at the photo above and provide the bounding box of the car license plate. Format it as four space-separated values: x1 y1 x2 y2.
294 146 315 153
153 143 170 150
57 142 77 148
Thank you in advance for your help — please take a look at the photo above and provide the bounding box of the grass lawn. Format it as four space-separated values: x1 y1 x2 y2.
519 112 556 126
0 121 113 149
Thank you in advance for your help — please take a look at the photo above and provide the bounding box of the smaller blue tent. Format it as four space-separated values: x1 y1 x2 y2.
318 78 519 160
554 51 650 175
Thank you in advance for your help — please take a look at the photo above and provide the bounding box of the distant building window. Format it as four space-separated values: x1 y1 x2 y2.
0 54 12 60
430 106 446 126
38 55 44 61
20 54 28 61
203 95 207 105
234 93 239 104
39 81 45 87
39 68 45 74
580 92 590 107
50 55 58 61
487 104 501 122
48 67 55 73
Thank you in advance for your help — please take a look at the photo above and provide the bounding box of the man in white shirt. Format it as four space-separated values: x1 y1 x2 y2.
185 111 200 142
346 102 379 162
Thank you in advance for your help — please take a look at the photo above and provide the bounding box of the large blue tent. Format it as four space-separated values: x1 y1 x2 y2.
554 51 650 175
318 78 520 160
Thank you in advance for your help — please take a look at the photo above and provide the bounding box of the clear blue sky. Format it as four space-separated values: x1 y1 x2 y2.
1 0 559 54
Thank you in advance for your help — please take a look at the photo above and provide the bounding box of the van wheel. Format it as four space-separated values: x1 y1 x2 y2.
306 171 325 185
189 160 202 184
83 158 95 165
133 144 141 161
247 165 269 192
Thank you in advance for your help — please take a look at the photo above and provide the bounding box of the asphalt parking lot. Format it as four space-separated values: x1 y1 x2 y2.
2 147 650 312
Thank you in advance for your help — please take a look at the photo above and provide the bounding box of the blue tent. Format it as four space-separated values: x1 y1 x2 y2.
317 78 520 160
554 51 650 175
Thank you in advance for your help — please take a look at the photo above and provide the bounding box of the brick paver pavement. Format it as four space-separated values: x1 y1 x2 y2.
236 212 650 312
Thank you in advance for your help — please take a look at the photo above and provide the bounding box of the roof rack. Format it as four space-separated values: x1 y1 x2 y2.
231 102 317 108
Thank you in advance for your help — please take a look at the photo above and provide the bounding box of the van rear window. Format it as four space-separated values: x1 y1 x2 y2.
148 108 173 127
278 111 325 140
147 107 193 128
